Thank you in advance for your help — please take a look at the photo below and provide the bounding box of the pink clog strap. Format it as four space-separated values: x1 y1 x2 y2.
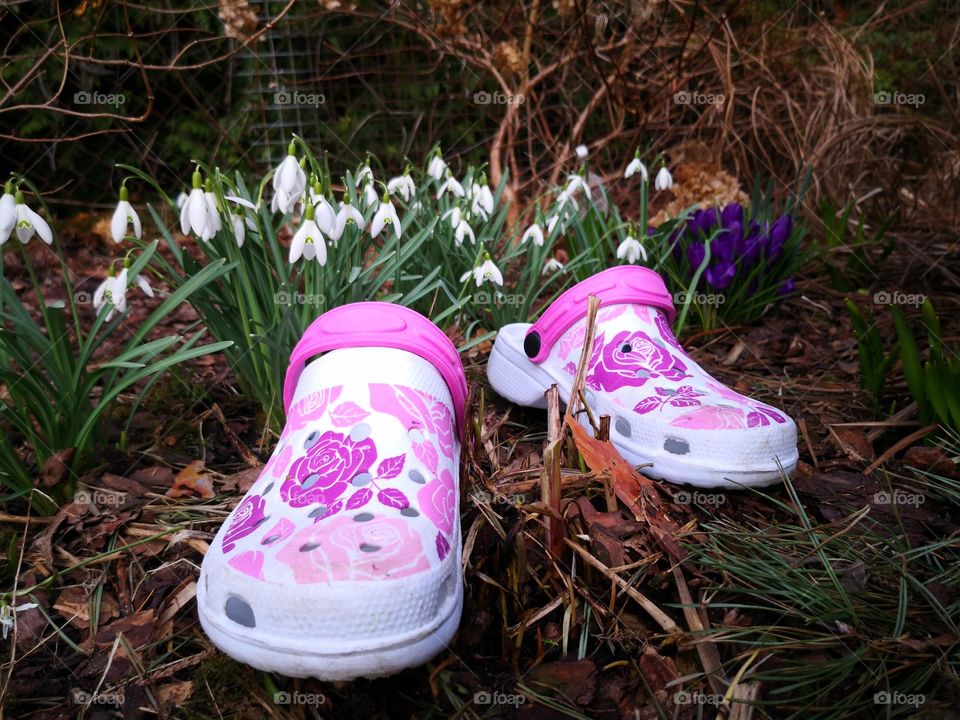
283 302 468 431
524 266 675 363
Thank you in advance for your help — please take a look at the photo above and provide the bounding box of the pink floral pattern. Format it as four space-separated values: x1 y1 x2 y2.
280 430 377 508
633 386 705 414
222 495 267 552
228 550 265 579
418 469 456 535
669 405 747 429
276 514 431 583
280 386 343 441
586 330 690 392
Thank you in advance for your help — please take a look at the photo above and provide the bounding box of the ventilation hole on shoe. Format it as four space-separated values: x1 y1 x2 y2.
664 437 690 455
615 416 632 438
307 505 328 518
584 390 597 407
262 481 274 494
359 543 381 553
262 534 281 545
300 473 321 490
299 542 321 552
351 472 372 487
350 423 372 442
408 428 425 444
224 596 256 628
204 573 209 593
620 343 632 353
304 431 320 449
400 507 420 517
408 470 426 484
354 512 374 522
634 369 650 379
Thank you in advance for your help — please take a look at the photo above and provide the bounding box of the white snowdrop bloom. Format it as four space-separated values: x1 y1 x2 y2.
229 213 246 247
624 157 648 181
542 257 564 274
133 270 154 297
1 182 18 245
655 165 674 191
271 142 306 213
616 236 647 264
438 175 465 199
555 188 578 212
362 183 379 209
387 174 416 202
470 182 494 217
179 172 218 241
331 201 366 242
454 218 475 245
565 173 590 196
575 144 588 159
175 192 189 210
0 602 38 641
289 205 328 265
11 192 53 245
307 185 337 235
460 256 503 287
546 215 561 235
371 195 401 239
520 223 544 247
94 270 127 322
204 188 222 238
355 164 373 187
442 207 462 228
427 154 447 181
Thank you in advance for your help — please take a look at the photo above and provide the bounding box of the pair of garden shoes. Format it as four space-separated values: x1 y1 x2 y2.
197 266 798 680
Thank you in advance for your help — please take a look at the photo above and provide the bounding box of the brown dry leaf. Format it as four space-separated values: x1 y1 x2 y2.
219 464 263 494
53 586 92 631
902 446 957 478
83 608 156 653
831 427 875 462
527 659 597 705
156 681 194 711
166 460 215 499
41 448 75 488
638 645 680 702
565 414 686 561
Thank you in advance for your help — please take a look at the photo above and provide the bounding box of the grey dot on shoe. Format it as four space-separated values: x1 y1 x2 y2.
408 470 425 484
664 437 690 455
354 512 374 522
615 416 632 438
351 472 372 487
304 431 321 449
300 473 321 490
400 507 420 517
359 543 381 552
225 596 256 628
307 505 328 518
350 423 372 442
299 541 321 552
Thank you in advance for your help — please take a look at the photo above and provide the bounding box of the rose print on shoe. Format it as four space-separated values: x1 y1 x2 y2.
280 430 377 509
228 550 265 580
704 380 787 425
654 311 684 352
280 386 343 442
633 386 705 414
276 514 431 583
222 494 267 552
586 330 690 392
669 405 747 429
418 469 456 535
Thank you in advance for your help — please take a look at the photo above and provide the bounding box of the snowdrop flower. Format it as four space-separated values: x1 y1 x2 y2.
442 207 462 228
624 155 648 181
110 186 142 244
438 174 465 199
427 153 447 181
289 204 327 265
307 180 337 235
454 218 475 245
228 213 245 247
542 257 564 275
565 173 590 197
204 181 222 235
94 267 126 322
0 181 16 244
271 141 306 214
11 191 53 245
331 198 365 243
555 188 578 213
460 253 503 287
362 182 379 209
655 165 673 191
387 173 416 202
355 163 373 187
546 215 561 235
520 222 544 247
371 192 401 239
132 270 154 297
575 144 588 159
1 602 38 641
180 171 218 241
470 181 494 218
616 235 647 264
175 192 188 210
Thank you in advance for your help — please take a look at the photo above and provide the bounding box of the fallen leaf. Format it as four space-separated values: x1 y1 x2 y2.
41 448 75 488
166 460 215 499
219 465 263 493
902 446 957 478
527 659 597 705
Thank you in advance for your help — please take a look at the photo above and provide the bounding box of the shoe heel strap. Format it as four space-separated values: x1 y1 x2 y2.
283 302 467 431
524 266 675 363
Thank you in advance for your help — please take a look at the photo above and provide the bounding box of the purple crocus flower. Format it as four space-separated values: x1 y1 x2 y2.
777 278 796 296
705 261 736 289
687 242 706 269
720 203 743 228
767 215 792 260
